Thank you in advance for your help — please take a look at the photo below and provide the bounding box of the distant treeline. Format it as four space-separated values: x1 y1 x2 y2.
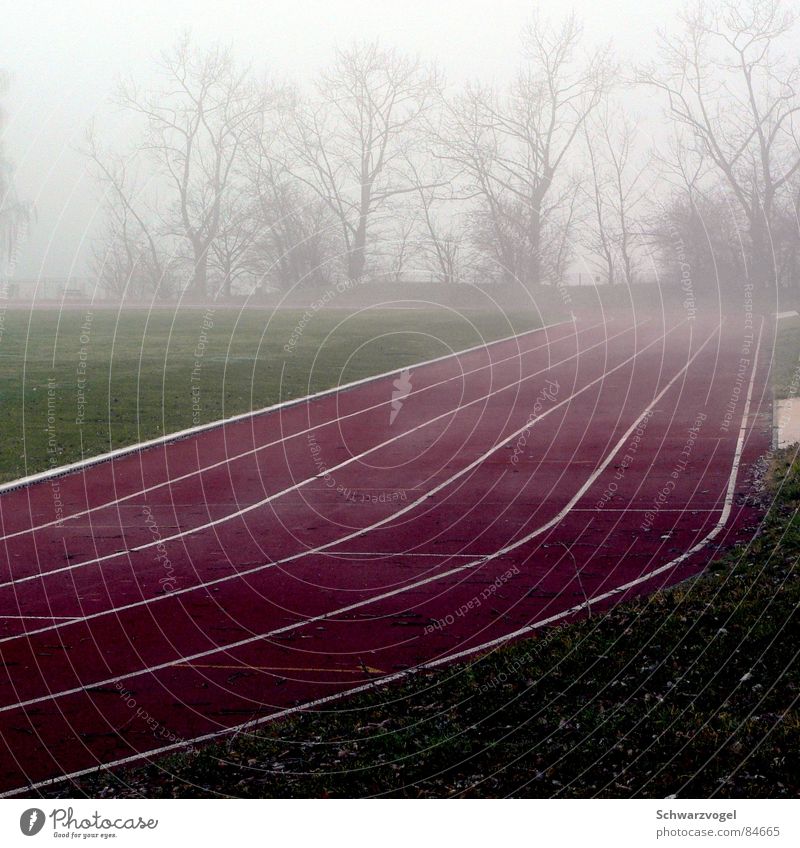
6 1 799 301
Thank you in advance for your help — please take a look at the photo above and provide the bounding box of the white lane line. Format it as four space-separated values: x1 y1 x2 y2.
322 552 480 558
584 508 722 513
0 319 744 800
0 319 583 544
0 322 638 591
0 615 80 621
0 320 571 498
0 320 659 645
0 319 710 713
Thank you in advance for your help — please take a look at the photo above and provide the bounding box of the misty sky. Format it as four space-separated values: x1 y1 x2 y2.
3 0 672 278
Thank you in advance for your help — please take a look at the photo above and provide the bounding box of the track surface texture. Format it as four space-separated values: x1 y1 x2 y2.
0 305 773 795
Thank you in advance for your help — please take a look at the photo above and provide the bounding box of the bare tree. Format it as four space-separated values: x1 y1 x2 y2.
649 182 746 286
442 12 610 289
208 191 259 298
286 41 439 281
584 106 652 285
406 155 464 285
244 106 337 292
90 214 176 300
385 205 419 283
116 36 266 298
248 171 336 292
0 72 30 273
642 0 800 289
84 127 171 298
546 177 583 284
417 188 463 285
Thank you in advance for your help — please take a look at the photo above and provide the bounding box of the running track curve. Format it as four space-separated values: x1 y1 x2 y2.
0 310 773 795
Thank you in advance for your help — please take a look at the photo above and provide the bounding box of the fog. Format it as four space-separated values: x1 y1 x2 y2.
1 0 797 307
3 0 665 280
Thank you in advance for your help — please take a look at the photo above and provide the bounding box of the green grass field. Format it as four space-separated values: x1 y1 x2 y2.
0 306 540 484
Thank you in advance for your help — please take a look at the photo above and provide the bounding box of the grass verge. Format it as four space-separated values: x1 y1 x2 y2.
771 314 800 399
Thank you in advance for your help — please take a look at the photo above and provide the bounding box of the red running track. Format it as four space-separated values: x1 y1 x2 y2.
0 311 773 795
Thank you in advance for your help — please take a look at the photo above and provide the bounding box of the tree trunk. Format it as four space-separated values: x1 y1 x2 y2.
748 217 773 292
191 241 209 299
347 217 367 281
528 184 549 287
528 206 542 287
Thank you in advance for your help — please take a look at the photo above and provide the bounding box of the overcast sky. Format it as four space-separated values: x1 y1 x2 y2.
3 0 673 278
